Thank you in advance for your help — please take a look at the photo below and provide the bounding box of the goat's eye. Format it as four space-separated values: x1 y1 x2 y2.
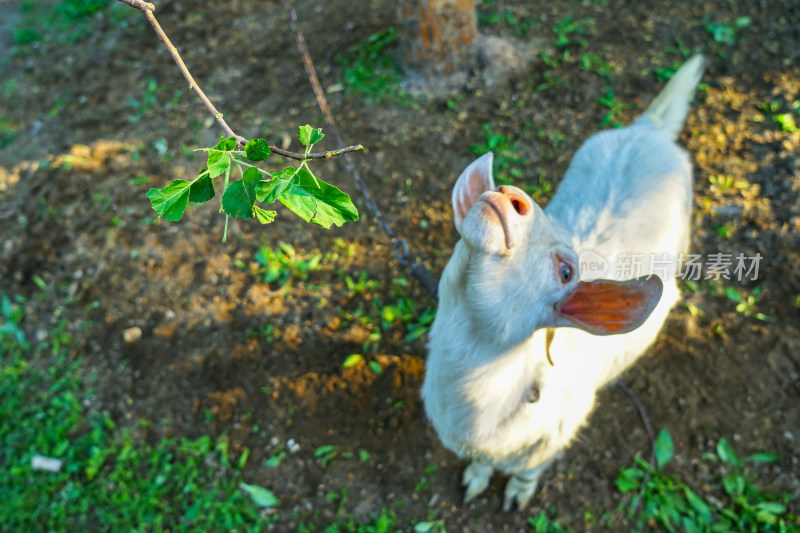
559 261 573 283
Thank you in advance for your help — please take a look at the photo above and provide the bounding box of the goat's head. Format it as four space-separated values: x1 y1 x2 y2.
448 152 663 347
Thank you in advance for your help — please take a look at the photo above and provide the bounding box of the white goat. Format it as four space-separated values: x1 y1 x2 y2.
423 55 706 510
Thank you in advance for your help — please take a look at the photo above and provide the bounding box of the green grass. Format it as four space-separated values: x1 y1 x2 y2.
552 15 594 49
469 123 553 200
478 0 536 37
12 0 118 50
758 100 800 134
252 241 323 289
704 16 752 58
0 294 274 532
338 28 410 105
0 118 17 149
617 428 797 533
596 86 628 128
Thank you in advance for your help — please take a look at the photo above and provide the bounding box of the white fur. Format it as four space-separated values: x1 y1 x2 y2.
423 56 706 509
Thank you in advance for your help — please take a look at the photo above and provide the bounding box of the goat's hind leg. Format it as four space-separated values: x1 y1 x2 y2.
502 457 556 511
462 460 493 503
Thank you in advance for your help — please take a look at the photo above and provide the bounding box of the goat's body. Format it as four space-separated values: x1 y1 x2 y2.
424 128 688 474
423 56 704 504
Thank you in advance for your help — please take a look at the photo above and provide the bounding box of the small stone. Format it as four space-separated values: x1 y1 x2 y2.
287 438 300 454
123 327 142 343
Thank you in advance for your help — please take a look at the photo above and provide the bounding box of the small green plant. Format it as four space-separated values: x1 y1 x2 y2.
758 100 800 133
146 125 360 241
708 174 750 195
773 112 800 133
552 15 594 48
617 429 794 532
705 17 752 47
0 118 17 149
127 78 159 123
404 306 436 342
713 222 735 239
345 270 380 296
581 52 612 78
724 286 774 322
13 27 42 45
265 448 286 468
478 1 534 37
11 0 112 50
414 519 447 533
527 508 574 532
58 0 110 21
338 28 408 104
414 465 437 493
0 293 26 345
315 445 339 467
654 63 681 83
597 86 628 128
470 123 525 182
255 241 323 289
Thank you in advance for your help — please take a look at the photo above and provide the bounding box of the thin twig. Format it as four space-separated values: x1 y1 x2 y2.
271 144 365 161
324 21 356 66
116 0 362 161
615 380 656 513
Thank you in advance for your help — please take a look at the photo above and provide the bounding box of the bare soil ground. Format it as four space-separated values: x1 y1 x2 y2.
1 0 799 530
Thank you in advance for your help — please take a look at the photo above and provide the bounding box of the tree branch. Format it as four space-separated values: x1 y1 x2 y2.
116 0 362 160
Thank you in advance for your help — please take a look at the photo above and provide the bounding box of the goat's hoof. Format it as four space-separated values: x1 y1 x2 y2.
502 474 539 511
462 461 493 503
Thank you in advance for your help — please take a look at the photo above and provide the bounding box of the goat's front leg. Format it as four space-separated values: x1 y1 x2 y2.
462 460 493 503
502 457 556 511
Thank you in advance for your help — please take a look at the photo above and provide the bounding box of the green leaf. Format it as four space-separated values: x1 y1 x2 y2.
309 128 324 146
755 501 786 515
189 170 215 203
342 354 363 368
240 482 278 508
222 167 262 219
207 150 230 179
716 438 740 467
256 174 293 205
214 136 237 151
314 445 336 458
368 361 382 374
615 467 644 493
279 168 358 228
297 124 313 146
253 206 276 224
654 428 674 470
746 451 781 464
414 522 445 533
297 125 324 148
146 180 191 221
683 487 713 524
245 138 271 161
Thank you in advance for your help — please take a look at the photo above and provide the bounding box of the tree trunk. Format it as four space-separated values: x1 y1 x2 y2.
396 0 478 80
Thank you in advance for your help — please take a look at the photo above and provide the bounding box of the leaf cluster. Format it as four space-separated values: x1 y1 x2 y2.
146 125 358 240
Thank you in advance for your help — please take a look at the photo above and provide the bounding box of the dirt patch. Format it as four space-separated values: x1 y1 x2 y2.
1 0 799 530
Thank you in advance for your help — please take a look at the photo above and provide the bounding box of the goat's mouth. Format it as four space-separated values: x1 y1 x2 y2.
478 196 514 250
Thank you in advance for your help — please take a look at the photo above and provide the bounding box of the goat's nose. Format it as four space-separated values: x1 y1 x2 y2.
497 185 532 216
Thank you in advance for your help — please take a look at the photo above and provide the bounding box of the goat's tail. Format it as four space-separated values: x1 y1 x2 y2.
634 55 706 140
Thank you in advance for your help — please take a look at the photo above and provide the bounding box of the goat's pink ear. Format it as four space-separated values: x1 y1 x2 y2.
558 276 663 335
452 152 495 233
